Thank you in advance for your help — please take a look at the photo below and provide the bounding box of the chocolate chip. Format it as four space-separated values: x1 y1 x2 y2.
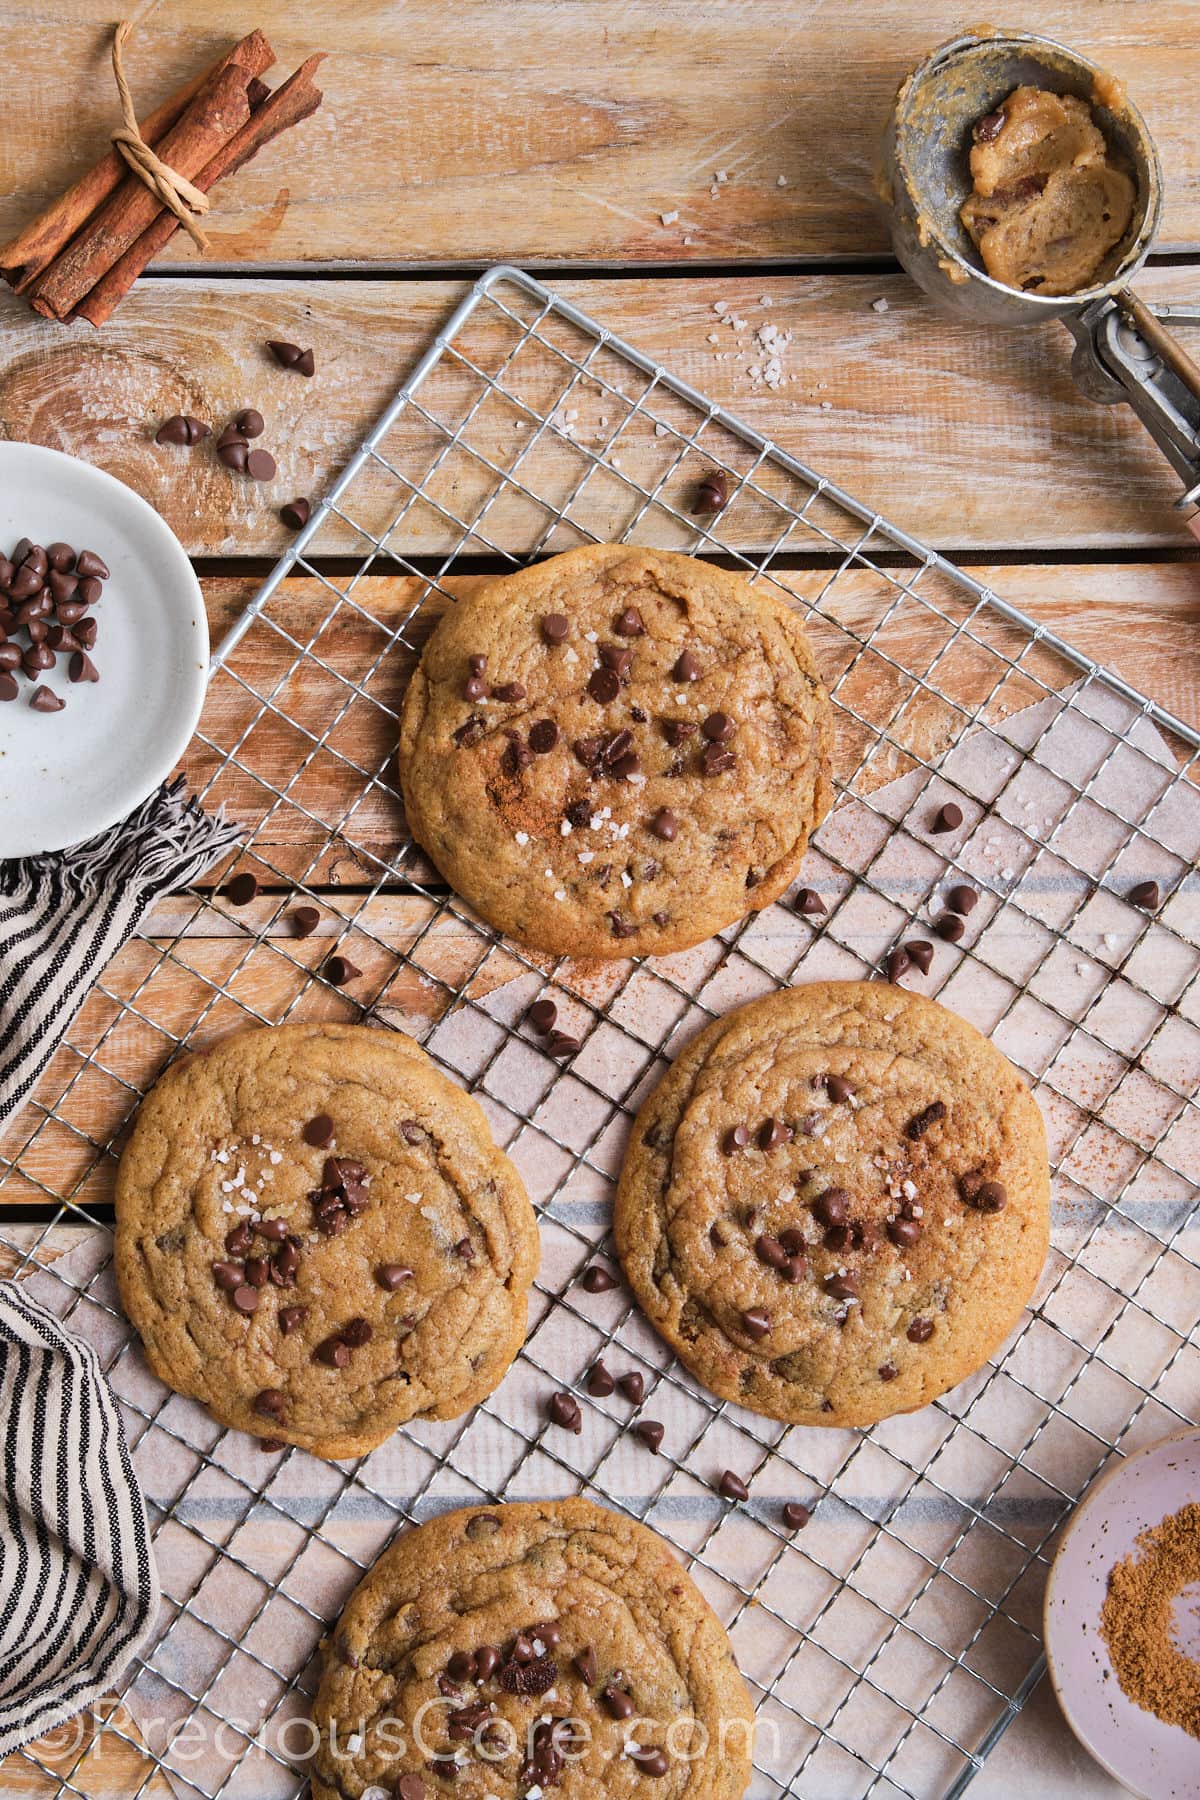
587 1361 615 1397
74 550 108 580
824 1224 854 1253
464 1512 501 1539
935 912 965 943
279 1305 307 1335
607 910 636 938
541 613 569 644
887 1217 922 1248
377 1264 413 1291
702 711 733 742
907 1317 934 1343
947 884 978 915
693 469 729 513
75 617 97 649
581 1264 616 1294
546 1029 581 1058
885 947 911 982
29 685 64 712
783 1502 811 1530
462 673 488 701
602 1684 634 1720
396 1777 426 1800
931 801 963 833
757 1116 793 1151
156 414 207 445
722 1123 750 1154
879 1362 899 1382
742 1307 771 1340
905 1099 946 1141
280 498 311 530
303 1114 335 1148
244 1257 270 1289
573 1646 598 1685
492 681 526 703
718 1469 749 1502
474 1645 501 1680
587 666 620 704
630 1747 669 1777
217 439 249 472
905 939 934 974
267 340 314 375
254 1388 286 1419
235 408 265 438
617 1371 645 1404
323 953 361 986
753 1234 786 1272
823 1272 859 1300
649 807 677 841
246 448 276 482
1129 880 1161 910
614 606 644 636
527 998 558 1033
795 886 827 917
212 1261 244 1291
258 1220 289 1245
529 719 560 753
223 871 258 906
314 1335 350 1368
813 1188 850 1227
701 742 735 775
961 1175 1007 1212
634 1419 664 1453
68 651 99 683
661 717 696 747
76 575 103 607
672 648 700 682
974 106 1007 142
232 1285 259 1315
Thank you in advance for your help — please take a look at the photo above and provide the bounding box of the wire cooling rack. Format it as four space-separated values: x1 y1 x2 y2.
3 264 1200 1800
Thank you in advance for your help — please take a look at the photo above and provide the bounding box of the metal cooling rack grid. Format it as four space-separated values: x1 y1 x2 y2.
2 263 1198 1800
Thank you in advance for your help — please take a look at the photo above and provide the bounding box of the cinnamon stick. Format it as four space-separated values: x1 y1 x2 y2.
28 64 255 322
0 30 274 293
76 58 326 328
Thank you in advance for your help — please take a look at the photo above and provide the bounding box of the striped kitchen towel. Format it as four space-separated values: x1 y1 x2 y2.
0 1280 159 1758
0 778 239 1125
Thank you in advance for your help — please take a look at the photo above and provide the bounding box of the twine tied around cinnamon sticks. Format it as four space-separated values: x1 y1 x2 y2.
110 20 212 253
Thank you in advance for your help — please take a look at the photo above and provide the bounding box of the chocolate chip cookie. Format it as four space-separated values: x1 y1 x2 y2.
310 1497 754 1798
114 1023 538 1459
615 982 1049 1427
398 545 832 958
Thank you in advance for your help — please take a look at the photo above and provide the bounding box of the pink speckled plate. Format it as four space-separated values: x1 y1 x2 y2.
1045 1426 1200 1799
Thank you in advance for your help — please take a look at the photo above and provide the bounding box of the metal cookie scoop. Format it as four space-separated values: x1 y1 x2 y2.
880 28 1200 534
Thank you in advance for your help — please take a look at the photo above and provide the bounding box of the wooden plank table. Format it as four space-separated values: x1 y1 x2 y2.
1 5 1198 1796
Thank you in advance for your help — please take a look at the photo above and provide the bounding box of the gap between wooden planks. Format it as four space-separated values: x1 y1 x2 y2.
0 2 1198 265
4 272 1200 554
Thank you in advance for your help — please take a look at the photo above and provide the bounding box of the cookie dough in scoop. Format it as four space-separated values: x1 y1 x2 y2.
960 85 1135 296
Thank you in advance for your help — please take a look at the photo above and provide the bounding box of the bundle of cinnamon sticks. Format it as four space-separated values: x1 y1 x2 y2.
0 29 324 328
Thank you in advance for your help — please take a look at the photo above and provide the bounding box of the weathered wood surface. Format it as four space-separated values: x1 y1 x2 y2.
0 4 1198 266
3 271 1200 554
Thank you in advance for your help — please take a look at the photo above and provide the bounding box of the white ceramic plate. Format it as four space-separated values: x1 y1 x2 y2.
1044 1425 1200 1800
0 442 208 856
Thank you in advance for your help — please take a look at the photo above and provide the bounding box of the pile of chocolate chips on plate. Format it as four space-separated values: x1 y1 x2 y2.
0 537 107 711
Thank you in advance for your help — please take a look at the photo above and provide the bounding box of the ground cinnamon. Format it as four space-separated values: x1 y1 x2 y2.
1099 1500 1200 1739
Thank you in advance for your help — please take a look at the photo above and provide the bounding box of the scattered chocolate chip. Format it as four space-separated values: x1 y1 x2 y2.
960 1174 1007 1212
823 1272 859 1300
905 939 934 974
587 1361 615 1398
878 1362 899 1382
545 1029 582 1058
474 1645 501 1681
303 1113 335 1149
223 871 259 906
246 448 277 482
290 904 320 939
630 1747 670 1777
795 886 827 917
722 1123 750 1154
235 408 265 438
742 1307 771 1341
702 711 734 743
587 665 620 704
661 717 696 747
324 952 361 985
617 1371 645 1404
267 339 314 374
527 997 558 1033
581 1264 616 1294
886 947 911 982
212 1261 244 1291
74 550 108 580
279 1305 307 1335
813 1188 850 1228
947 884 978 915
541 612 569 644
528 719 560 754
314 1335 351 1368
500 1652 558 1696
67 651 99 683
649 807 678 841
718 1469 749 1503
935 913 965 943
907 1317 934 1343
281 496 311 530
693 469 729 513
635 1419 664 1453
757 1116 793 1151
465 1513 501 1539
602 1684 634 1720
396 1777 426 1800
825 1074 854 1104
29 685 63 712
1129 879 1161 910
700 742 735 775
254 1388 287 1419
492 681 526 703
783 1502 811 1530
905 1099 946 1141
156 414 210 446
931 801 964 833
376 1264 413 1291
244 1256 270 1289
754 1235 787 1272
217 438 249 472
614 606 644 636
232 1285 259 1315
454 1236 476 1261
573 1646 598 1685
887 1216 922 1249
672 648 700 682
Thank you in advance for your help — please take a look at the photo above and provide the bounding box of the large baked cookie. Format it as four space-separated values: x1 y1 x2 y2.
615 982 1049 1428
310 1497 754 1798
114 1023 538 1459
398 544 832 958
